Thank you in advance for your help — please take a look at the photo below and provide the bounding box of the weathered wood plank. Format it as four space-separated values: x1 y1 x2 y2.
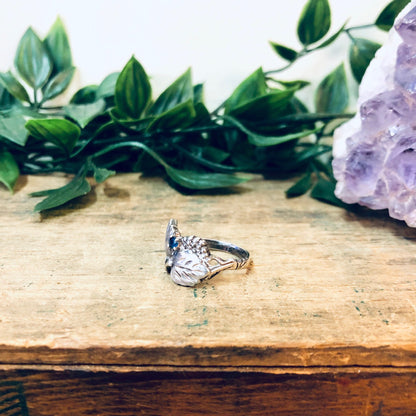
1 174 416 367
1 369 416 416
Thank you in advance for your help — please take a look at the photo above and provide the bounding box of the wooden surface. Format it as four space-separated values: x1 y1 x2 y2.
1 369 416 416
1 173 416 366
2 173 416 414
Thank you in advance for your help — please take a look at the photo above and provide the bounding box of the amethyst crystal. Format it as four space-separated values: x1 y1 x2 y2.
333 1 416 226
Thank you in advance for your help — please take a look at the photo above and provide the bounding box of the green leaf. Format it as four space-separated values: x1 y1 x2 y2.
228 138 259 170
297 0 331 46
315 64 348 113
166 166 251 190
64 99 106 128
223 115 320 147
115 56 151 119
70 85 98 104
292 144 331 166
147 99 196 132
272 79 310 90
349 38 381 83
313 157 334 179
0 83 15 107
193 83 204 104
285 172 313 197
224 68 267 114
0 114 28 145
175 145 237 173
288 96 310 116
92 165 115 183
41 67 75 103
192 102 211 126
96 72 119 99
249 128 320 147
93 141 251 190
269 41 298 62
230 88 295 122
310 177 348 208
0 151 19 192
314 21 348 50
375 0 410 31
25 118 81 154
0 71 30 102
44 17 73 74
31 173 91 212
201 146 230 164
14 28 52 89
142 143 251 189
110 108 154 130
148 68 193 115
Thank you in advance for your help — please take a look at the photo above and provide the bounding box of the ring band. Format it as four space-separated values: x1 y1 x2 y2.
165 219 250 287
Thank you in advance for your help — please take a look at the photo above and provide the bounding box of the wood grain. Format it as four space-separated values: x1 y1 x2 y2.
1 369 416 416
1 173 416 370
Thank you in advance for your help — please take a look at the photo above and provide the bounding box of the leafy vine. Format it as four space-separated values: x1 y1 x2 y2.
0 0 409 211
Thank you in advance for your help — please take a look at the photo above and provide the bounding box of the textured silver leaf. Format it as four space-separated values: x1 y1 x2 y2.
170 249 210 287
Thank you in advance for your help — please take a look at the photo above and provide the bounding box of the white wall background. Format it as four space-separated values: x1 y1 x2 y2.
0 0 389 108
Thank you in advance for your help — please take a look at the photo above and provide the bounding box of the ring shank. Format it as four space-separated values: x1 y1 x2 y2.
204 239 250 269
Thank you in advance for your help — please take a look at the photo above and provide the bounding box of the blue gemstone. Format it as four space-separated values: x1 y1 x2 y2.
169 237 178 249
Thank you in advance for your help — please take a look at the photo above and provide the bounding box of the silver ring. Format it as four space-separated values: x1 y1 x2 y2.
165 219 250 287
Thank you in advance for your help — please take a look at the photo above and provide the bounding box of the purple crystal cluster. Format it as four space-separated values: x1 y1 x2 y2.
333 3 416 227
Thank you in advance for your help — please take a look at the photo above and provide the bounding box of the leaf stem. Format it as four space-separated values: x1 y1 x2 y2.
344 28 357 43
264 61 297 76
39 105 65 110
172 144 241 173
70 121 116 158
33 88 39 109
91 141 173 172
264 48 308 76
92 141 147 159
346 23 376 31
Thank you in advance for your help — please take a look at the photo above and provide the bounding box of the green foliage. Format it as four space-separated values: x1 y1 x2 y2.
44 17 73 75
0 3 400 211
92 165 115 183
5 17 75 107
349 38 381 82
166 167 250 190
224 68 267 114
0 114 28 146
14 28 52 89
297 0 331 46
269 42 298 62
96 72 119 99
0 151 19 192
310 177 348 208
376 0 410 31
229 89 295 122
42 67 75 103
25 118 81 154
285 172 313 197
149 68 193 115
0 71 30 102
315 64 349 113
31 170 91 212
147 99 196 132
0 83 16 108
314 22 348 50
64 99 106 127
223 115 321 147
114 56 151 120
70 85 98 104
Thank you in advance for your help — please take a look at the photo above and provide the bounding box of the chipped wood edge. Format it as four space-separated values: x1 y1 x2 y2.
1 344 416 368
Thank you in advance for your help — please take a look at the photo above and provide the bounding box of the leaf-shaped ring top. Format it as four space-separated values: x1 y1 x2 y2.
164 219 251 287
